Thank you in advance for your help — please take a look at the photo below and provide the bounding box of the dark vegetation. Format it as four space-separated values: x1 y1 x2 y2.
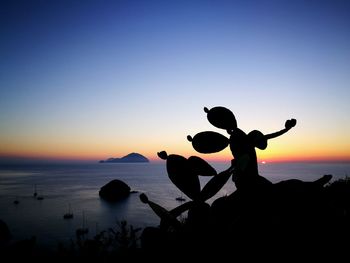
0 219 142 261
140 165 350 260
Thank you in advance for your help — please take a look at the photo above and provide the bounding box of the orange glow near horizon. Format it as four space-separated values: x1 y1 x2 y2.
1 147 349 163
1 132 350 163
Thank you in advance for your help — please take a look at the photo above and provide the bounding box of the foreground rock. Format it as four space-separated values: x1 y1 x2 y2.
99 179 131 202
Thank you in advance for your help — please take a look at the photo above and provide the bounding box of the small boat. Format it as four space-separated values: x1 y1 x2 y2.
175 196 186 202
33 184 37 197
13 196 19 205
63 204 73 219
63 213 73 219
37 191 44 200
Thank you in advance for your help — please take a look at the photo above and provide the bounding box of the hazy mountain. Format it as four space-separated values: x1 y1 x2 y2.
99 153 149 163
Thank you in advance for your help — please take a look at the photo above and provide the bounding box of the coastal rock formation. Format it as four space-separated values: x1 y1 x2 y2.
99 179 131 202
99 153 149 163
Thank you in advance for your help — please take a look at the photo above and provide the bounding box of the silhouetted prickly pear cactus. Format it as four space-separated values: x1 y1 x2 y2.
204 106 237 130
139 106 347 256
140 149 233 230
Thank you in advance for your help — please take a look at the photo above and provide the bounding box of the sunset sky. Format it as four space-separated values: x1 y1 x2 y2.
1 0 349 163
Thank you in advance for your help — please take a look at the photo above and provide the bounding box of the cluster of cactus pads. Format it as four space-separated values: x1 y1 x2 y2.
139 106 241 233
140 151 233 231
138 106 343 256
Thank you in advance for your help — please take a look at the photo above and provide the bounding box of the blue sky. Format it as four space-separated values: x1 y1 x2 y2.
1 0 350 162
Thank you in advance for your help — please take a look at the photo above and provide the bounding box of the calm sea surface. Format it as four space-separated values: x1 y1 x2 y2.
0 161 349 250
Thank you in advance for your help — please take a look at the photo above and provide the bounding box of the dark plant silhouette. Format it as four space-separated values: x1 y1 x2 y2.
56 220 142 260
139 106 349 258
140 150 233 231
187 106 296 190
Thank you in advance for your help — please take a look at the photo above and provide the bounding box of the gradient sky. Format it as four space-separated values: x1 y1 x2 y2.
1 0 349 163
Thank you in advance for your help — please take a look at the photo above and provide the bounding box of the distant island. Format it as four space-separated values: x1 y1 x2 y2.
99 152 149 163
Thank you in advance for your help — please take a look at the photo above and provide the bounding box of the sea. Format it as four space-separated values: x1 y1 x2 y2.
0 161 349 251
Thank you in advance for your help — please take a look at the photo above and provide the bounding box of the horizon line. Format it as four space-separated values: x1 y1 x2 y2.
0 155 350 165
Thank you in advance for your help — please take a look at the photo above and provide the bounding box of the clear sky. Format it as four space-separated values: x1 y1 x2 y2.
1 0 349 163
